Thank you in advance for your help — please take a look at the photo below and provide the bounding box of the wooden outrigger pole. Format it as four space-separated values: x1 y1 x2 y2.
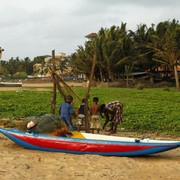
51 49 57 114
84 51 97 132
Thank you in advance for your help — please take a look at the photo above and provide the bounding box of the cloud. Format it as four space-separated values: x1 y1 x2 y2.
81 0 180 8
0 0 180 60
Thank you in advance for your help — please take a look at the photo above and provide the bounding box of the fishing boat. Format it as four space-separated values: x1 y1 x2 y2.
0 82 22 87
0 128 179 156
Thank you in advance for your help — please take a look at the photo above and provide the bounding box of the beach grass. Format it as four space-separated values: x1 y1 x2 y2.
0 87 180 135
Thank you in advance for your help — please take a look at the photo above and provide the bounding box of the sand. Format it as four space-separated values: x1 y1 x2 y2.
0 132 179 180
0 82 84 91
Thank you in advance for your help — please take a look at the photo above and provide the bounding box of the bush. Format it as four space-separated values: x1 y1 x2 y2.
135 83 144 90
13 72 28 79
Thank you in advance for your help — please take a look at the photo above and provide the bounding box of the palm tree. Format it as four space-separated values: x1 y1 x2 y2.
96 23 130 81
70 23 135 82
126 24 157 72
148 19 180 91
70 44 94 79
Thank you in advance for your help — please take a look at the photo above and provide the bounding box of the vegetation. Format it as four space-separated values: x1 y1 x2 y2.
0 57 33 77
0 87 179 136
13 72 28 79
70 19 180 91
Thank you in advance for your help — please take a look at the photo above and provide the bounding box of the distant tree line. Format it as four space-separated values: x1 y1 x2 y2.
70 19 180 91
0 56 47 79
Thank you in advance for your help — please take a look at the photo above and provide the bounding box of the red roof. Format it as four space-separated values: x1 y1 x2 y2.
85 33 97 38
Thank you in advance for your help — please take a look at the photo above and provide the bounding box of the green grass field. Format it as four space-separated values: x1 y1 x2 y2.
0 87 180 135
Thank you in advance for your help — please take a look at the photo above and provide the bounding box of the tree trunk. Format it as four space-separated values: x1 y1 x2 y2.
126 77 129 87
108 68 113 81
174 64 180 91
99 67 103 81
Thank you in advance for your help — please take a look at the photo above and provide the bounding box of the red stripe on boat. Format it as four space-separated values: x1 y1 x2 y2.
11 133 155 153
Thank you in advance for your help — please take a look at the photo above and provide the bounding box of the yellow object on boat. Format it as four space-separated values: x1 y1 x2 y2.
70 131 85 139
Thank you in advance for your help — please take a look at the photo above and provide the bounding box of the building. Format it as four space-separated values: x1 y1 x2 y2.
85 33 97 39
33 52 70 77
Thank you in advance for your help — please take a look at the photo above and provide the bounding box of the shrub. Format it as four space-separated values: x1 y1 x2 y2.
13 72 28 79
135 83 144 90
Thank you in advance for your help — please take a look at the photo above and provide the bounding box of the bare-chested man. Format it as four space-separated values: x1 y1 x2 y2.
90 97 101 134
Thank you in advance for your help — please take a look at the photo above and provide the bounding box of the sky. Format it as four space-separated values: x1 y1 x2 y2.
0 0 180 60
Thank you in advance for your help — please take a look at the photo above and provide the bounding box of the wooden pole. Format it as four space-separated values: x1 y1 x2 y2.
84 51 97 132
51 49 56 114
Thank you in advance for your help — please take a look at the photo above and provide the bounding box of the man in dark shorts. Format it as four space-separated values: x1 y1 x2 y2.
77 98 85 131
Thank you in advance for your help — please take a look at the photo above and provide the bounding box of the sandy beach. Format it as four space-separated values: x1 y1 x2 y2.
0 131 179 180
0 82 83 92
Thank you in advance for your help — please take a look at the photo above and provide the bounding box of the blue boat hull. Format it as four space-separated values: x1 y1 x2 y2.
0 128 179 156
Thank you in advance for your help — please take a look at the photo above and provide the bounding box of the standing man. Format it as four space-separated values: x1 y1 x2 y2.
100 101 123 134
59 95 75 131
90 97 101 134
77 98 85 131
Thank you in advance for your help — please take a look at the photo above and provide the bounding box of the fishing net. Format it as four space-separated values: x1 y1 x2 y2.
48 66 83 114
19 114 67 134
